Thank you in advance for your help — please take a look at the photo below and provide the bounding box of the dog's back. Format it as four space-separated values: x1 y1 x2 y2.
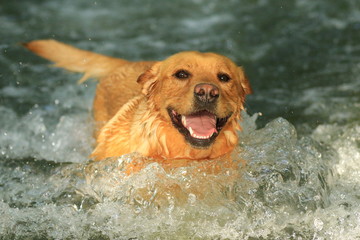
24 40 155 130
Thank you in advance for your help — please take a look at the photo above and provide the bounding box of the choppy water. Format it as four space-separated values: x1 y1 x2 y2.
1 0 360 239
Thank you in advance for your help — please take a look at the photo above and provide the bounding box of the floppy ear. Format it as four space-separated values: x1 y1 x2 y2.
137 62 161 96
237 66 252 95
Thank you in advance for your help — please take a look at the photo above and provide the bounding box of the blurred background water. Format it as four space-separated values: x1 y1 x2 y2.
0 0 359 239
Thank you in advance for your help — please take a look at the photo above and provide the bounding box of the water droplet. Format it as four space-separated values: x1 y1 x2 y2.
314 218 324 231
188 193 196 205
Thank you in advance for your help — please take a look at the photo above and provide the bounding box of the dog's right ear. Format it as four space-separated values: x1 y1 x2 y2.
137 62 161 96
237 66 252 95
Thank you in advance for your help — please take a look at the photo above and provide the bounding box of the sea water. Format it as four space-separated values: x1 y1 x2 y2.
1 0 360 239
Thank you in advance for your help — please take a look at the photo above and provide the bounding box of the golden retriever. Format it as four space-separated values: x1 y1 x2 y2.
24 40 251 162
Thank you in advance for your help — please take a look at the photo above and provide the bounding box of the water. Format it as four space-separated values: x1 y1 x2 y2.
1 0 360 239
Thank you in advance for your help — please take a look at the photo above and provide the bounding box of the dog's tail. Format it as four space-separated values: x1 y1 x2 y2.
23 39 128 83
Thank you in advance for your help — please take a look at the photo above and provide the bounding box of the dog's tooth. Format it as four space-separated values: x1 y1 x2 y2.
182 115 186 126
188 126 194 136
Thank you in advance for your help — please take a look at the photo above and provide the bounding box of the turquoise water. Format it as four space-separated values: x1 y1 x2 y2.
0 0 359 239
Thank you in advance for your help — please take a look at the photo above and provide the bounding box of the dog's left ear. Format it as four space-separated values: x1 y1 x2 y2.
137 62 161 96
237 66 252 95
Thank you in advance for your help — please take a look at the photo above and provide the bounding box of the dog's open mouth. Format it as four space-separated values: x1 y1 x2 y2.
167 108 231 148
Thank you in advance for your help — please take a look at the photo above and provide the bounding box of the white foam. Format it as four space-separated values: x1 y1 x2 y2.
313 124 360 183
0 82 95 163
0 109 93 163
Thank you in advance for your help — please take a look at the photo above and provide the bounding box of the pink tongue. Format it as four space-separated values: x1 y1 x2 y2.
185 112 217 137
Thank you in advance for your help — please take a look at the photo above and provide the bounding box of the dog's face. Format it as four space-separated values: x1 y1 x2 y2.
138 51 251 149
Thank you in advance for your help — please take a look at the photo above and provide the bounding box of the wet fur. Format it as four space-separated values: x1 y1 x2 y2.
24 40 251 161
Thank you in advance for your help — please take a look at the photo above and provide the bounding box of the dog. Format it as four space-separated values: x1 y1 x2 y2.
24 40 251 162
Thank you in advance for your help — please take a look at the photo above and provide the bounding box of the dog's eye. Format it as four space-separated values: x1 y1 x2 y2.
174 70 191 79
218 73 231 82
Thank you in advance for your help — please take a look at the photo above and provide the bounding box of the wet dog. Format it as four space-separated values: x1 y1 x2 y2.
24 40 251 161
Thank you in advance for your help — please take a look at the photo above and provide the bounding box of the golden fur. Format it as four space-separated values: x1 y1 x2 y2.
24 40 251 161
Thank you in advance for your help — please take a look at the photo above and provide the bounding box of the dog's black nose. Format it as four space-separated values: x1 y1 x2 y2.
194 83 219 103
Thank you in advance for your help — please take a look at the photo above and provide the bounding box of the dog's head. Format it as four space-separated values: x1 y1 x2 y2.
137 51 251 151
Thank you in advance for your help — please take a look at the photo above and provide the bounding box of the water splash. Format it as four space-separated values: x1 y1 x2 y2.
0 112 344 239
